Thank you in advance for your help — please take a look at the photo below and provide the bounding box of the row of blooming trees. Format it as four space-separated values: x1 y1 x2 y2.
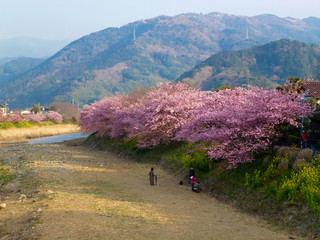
0 111 63 124
79 82 312 168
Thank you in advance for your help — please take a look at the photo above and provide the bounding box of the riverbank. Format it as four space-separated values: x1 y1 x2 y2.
0 124 80 143
0 139 292 239
84 135 320 239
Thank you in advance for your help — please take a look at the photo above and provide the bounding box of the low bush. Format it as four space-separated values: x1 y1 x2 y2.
0 122 15 129
244 149 320 215
0 121 41 129
277 164 320 213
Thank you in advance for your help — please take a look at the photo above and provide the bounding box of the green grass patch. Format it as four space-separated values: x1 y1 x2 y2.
27 216 42 227
0 167 16 185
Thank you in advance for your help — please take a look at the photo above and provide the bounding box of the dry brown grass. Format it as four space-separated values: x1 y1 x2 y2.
292 158 308 171
297 148 313 162
278 158 289 173
276 147 291 158
276 146 300 165
0 124 80 142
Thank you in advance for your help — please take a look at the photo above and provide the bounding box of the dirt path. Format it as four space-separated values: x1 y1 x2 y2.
0 139 296 239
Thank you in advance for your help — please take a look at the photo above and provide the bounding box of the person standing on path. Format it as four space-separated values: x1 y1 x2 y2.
189 167 195 184
309 130 317 154
190 176 196 191
300 131 308 149
149 168 156 185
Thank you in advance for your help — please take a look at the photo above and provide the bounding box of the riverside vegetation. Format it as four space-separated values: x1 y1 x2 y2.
79 80 320 238
0 111 79 142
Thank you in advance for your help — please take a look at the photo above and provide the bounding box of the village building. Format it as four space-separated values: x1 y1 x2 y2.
0 104 7 115
20 110 32 115
301 81 320 109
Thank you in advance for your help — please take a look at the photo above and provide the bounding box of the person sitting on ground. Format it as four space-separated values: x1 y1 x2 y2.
193 181 201 193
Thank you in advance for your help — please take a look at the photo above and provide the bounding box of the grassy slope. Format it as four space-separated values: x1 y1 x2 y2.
85 134 320 239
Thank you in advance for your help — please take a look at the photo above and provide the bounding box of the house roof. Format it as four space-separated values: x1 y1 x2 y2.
0 104 6 108
301 82 320 98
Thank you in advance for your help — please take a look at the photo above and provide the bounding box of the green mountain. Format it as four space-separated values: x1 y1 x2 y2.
1 13 320 108
0 57 45 85
177 39 320 90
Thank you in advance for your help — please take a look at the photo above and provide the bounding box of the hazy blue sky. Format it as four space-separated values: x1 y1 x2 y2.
1 0 320 41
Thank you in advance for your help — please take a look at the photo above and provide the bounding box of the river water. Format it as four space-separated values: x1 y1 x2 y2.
28 132 90 144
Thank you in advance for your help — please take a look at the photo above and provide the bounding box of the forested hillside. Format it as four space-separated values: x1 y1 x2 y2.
0 57 44 86
177 39 320 90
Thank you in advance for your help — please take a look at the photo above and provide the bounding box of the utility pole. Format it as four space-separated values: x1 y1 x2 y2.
245 27 249 40
133 27 136 41
4 101 8 115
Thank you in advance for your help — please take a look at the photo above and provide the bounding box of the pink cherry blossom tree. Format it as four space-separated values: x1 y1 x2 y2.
24 114 46 123
79 93 141 138
0 112 8 122
7 114 24 123
124 82 205 147
79 81 312 168
46 111 63 123
175 85 312 168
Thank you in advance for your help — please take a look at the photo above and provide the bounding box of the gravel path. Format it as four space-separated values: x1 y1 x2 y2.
0 139 296 239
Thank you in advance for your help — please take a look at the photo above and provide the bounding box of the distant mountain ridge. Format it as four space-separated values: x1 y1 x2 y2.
0 37 71 58
1 13 320 108
177 39 320 90
0 57 45 86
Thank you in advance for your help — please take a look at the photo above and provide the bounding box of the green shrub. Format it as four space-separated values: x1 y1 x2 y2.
0 122 15 129
244 152 320 214
277 164 320 213
14 121 33 128
263 156 281 182
245 156 282 190
244 169 263 189
70 117 78 124
180 150 213 173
